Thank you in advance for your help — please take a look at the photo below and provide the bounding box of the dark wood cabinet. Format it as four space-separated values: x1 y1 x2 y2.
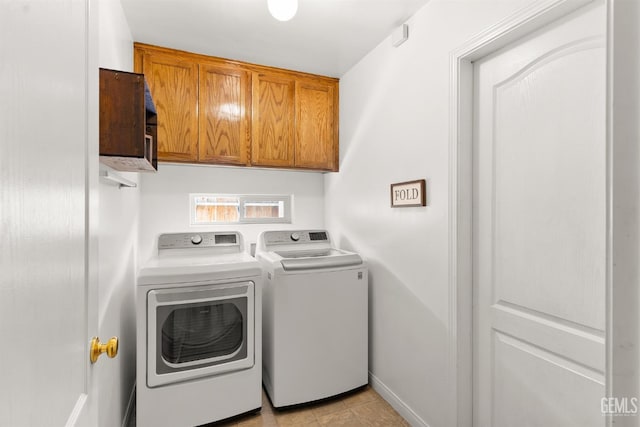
99 68 158 172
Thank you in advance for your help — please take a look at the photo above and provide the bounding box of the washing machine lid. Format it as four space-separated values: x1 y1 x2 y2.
275 249 363 271
256 230 363 271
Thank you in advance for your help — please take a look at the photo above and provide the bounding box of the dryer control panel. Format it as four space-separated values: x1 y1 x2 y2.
158 232 239 250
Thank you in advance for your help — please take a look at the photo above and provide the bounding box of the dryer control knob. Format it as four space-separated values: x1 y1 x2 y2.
290 232 300 242
191 235 203 245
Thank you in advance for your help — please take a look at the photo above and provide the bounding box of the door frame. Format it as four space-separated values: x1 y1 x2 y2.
66 0 100 424
446 0 635 425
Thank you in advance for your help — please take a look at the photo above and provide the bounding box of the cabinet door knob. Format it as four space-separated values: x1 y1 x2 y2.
90 336 119 364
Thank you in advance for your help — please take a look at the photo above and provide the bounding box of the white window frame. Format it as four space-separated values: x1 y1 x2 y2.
189 193 292 225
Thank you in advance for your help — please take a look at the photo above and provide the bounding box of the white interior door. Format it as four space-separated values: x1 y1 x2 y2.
473 3 606 426
0 1 99 426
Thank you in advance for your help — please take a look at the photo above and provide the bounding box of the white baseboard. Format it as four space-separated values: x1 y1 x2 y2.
121 382 136 427
369 372 430 427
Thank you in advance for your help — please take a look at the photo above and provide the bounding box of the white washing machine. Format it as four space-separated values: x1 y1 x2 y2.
255 229 368 408
136 232 262 427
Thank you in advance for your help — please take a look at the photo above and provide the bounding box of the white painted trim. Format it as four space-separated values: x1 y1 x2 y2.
121 382 136 427
604 3 614 426
606 2 640 426
447 1 599 426
368 372 430 427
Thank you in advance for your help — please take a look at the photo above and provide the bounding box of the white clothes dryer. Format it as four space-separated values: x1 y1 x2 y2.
255 229 368 408
136 232 262 427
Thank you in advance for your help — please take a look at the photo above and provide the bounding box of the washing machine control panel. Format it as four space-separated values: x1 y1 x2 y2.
262 230 329 246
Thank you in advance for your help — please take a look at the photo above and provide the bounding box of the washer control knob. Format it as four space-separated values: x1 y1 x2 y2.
290 232 300 242
191 235 203 245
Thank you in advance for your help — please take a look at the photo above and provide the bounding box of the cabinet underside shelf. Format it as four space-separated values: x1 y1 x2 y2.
100 170 137 188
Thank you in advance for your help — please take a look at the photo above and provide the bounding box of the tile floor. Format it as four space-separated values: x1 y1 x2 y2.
211 386 409 427
129 385 409 426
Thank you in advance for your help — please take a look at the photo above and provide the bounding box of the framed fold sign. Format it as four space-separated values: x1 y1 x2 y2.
390 179 426 207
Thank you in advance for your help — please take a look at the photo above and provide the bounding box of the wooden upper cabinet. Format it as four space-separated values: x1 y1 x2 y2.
251 72 296 168
141 51 198 162
134 43 339 171
199 64 251 165
295 79 338 170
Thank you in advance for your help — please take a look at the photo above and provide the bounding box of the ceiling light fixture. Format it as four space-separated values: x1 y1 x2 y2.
267 0 298 22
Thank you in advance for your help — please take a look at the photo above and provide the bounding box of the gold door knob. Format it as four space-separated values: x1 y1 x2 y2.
90 336 119 364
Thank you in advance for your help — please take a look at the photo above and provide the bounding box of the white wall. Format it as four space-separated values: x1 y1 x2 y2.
98 1 138 426
139 164 325 263
324 1 535 426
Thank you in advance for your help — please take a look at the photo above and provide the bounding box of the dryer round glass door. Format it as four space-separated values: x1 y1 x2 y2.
146 281 255 388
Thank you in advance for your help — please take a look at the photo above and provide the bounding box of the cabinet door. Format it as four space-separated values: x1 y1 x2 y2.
295 79 338 171
199 64 251 165
251 72 295 168
142 52 198 162
99 69 145 159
